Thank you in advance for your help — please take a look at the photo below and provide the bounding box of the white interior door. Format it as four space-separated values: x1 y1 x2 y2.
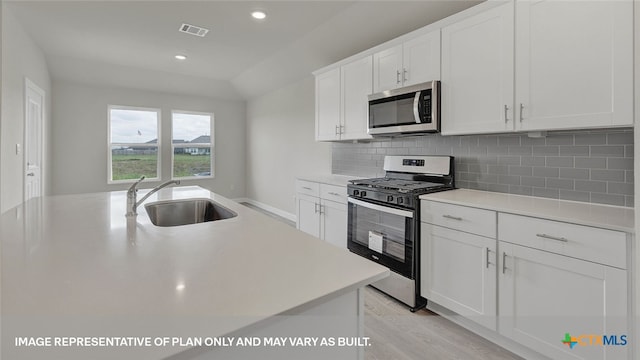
25 78 45 202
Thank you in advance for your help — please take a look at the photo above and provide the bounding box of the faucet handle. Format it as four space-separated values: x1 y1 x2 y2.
128 175 146 193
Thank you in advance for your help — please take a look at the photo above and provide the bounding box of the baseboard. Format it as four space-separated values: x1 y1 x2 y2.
232 198 297 223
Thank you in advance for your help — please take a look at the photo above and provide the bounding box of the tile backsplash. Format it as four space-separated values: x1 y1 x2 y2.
332 129 634 207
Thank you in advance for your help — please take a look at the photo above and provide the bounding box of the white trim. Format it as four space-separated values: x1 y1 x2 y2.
24 78 45 202
233 197 296 223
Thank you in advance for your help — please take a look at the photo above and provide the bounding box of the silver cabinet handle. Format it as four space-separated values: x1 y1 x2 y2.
536 233 569 243
314 203 320 214
319 204 325 215
403 68 408 83
396 70 401 84
340 125 345 134
486 248 491 269
335 125 340 136
504 105 509 123
442 214 463 221
327 192 342 197
502 252 508 274
302 186 313 191
27 172 35 177
519 103 524 122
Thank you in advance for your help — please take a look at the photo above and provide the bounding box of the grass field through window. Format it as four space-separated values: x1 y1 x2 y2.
111 154 211 180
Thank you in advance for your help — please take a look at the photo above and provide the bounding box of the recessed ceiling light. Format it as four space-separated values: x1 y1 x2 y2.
251 11 266 20
175 55 187 60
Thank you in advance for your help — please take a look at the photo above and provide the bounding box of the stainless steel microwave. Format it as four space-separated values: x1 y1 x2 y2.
367 80 440 136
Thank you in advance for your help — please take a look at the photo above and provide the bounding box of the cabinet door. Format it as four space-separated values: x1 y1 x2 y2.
441 2 514 135
372 44 402 93
315 68 341 141
421 224 497 330
296 193 321 238
341 56 373 141
499 242 628 360
402 30 441 86
515 0 633 131
321 199 347 249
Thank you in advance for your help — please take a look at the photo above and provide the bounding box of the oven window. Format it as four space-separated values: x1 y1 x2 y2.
350 203 411 262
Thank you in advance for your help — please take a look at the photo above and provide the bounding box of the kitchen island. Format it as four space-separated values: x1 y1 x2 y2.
1 186 388 359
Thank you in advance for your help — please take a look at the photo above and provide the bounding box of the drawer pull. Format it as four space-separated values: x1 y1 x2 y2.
302 186 313 191
442 214 463 221
486 248 492 269
328 192 342 196
502 252 508 274
536 233 569 243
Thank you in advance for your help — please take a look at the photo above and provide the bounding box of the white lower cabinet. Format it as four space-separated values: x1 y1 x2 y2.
296 180 348 249
421 199 630 360
421 223 497 330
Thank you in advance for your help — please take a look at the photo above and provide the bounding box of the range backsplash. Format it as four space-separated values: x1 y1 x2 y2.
332 129 634 207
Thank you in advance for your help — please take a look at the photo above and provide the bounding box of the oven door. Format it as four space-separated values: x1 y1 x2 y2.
347 197 415 278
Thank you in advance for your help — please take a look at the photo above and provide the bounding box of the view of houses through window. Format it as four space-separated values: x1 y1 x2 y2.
108 106 214 182
172 111 213 178
109 106 160 182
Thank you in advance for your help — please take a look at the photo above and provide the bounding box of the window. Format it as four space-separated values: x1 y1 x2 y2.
171 111 214 179
108 106 160 183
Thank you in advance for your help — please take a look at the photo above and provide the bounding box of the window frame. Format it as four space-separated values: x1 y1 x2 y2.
107 105 162 184
170 110 215 180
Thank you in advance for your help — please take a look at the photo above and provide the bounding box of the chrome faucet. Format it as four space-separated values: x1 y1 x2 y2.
126 176 181 217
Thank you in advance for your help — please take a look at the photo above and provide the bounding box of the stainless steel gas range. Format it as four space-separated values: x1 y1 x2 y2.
347 155 455 311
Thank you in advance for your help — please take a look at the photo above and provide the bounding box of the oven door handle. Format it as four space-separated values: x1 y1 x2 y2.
348 197 414 218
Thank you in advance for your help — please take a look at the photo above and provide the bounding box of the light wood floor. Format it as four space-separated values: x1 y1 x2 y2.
363 286 523 360
240 202 522 360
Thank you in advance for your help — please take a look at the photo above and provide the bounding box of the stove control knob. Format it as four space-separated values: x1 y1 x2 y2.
397 197 404 204
360 191 367 197
387 195 394 202
353 190 359 196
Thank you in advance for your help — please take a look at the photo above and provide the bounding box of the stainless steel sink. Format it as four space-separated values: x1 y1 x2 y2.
144 198 237 227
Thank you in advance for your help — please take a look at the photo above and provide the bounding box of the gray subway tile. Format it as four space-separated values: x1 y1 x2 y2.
533 167 559 178
591 169 625 182
607 182 634 196
508 146 532 156
461 136 479 147
626 196 634 207
546 156 574 168
533 146 559 156
497 156 521 166
559 168 589 180
498 175 521 185
607 158 633 170
559 146 589 156
590 193 626 206
487 165 509 175
521 156 546 166
498 136 521 146
509 166 533 176
509 185 533 196
521 136 546 146
575 133 606 145
607 132 633 145
559 190 591 203
486 183 510 193
574 157 607 169
521 176 546 187
626 170 634 184
478 136 498 147
487 146 509 156
478 173 499 183
625 145 633 158
575 180 607 193
545 135 574 145
546 178 574 190
376 148 387 154
590 145 625 157
533 187 559 199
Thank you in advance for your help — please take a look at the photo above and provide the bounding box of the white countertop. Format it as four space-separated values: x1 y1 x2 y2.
296 174 361 187
1 186 387 359
420 189 634 233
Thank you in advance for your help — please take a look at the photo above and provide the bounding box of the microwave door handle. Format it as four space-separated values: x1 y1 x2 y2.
413 92 421 123
348 197 414 218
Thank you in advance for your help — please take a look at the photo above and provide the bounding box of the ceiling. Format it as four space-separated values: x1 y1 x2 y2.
6 0 482 100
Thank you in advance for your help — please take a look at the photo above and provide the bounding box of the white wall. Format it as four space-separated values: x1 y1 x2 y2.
246 75 332 216
51 80 246 198
1 5 52 213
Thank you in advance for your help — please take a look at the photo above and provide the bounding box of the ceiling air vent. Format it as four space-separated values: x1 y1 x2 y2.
179 23 209 37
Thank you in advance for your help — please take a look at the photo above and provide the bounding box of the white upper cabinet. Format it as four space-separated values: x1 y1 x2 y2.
341 56 373 141
441 2 515 135
315 68 341 141
373 30 441 93
442 0 633 135
315 56 373 142
514 0 633 131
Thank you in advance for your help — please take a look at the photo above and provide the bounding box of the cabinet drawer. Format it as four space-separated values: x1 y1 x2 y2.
498 213 627 269
421 201 496 238
320 184 347 204
295 180 320 197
